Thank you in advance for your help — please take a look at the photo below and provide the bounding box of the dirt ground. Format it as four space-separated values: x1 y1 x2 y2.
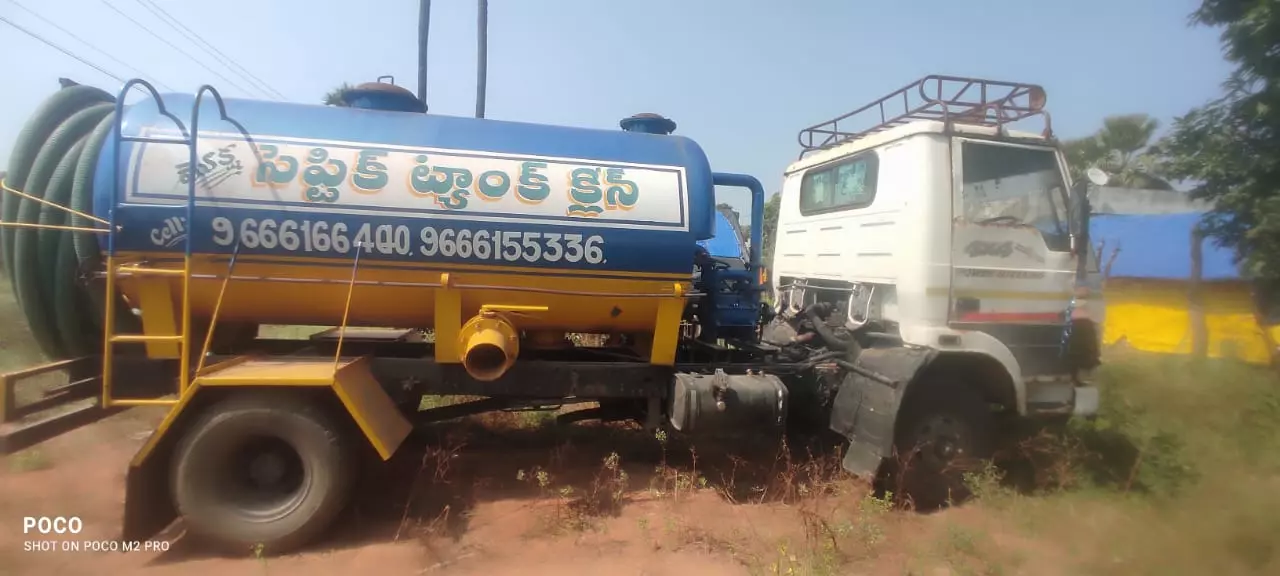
0 407 994 576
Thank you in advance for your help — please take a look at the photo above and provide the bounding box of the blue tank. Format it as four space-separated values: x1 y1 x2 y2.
93 92 716 276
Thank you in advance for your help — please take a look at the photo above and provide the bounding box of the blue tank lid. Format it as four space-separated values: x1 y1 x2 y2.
620 113 677 135
342 81 426 114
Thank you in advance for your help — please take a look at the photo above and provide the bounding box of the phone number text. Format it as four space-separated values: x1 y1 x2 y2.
209 216 606 264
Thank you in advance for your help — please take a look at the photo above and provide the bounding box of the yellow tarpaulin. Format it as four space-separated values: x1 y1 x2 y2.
1103 279 1275 365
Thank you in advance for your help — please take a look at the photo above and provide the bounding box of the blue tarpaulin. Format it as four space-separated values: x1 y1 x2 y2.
698 209 746 260
1090 212 1241 281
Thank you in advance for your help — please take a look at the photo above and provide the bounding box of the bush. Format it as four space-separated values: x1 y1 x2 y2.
989 351 1280 575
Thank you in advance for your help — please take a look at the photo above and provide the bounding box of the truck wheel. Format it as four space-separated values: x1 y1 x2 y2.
888 381 994 510
171 392 356 555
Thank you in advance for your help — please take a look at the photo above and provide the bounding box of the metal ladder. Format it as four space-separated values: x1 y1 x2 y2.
100 82 231 408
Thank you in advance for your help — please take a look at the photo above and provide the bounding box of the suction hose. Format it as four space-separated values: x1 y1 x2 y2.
1 84 141 362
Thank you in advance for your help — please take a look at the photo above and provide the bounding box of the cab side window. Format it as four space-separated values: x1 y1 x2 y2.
799 152 879 215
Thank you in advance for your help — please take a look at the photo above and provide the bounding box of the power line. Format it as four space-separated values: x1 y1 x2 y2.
133 0 286 100
97 0 264 98
133 0 283 99
3 0 173 91
0 14 126 84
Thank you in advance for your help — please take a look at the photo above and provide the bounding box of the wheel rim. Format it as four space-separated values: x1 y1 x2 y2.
910 414 971 472
218 435 309 521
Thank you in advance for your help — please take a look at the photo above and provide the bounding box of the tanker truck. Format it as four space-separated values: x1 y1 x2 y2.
0 74 1102 554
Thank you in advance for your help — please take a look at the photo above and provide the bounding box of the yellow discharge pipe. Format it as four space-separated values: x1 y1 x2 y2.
458 304 547 381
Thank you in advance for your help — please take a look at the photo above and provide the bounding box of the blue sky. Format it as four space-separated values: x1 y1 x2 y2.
0 0 1233 214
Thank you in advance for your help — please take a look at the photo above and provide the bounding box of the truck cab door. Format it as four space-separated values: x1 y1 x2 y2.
948 137 1077 377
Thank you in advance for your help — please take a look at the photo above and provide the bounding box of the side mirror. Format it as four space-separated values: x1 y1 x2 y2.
1069 167 1108 276
1086 167 1110 187
1069 168 1108 236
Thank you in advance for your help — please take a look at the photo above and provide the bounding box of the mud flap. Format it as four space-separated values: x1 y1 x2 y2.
828 346 937 477
121 389 210 543
123 446 177 542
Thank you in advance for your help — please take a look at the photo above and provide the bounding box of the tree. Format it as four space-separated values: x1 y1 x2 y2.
1063 113 1174 190
762 193 781 265
1159 0 1280 281
323 83 354 106
715 202 740 222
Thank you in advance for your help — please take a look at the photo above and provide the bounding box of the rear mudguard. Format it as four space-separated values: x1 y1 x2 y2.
828 346 938 477
122 359 412 542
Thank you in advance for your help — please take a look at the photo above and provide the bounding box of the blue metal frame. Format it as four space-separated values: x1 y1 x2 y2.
697 172 768 339
711 172 765 274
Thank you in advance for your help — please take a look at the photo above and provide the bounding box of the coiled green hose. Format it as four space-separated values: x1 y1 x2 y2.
2 85 140 361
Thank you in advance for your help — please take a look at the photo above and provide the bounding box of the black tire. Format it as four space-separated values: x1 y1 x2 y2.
171 392 357 555
886 380 994 510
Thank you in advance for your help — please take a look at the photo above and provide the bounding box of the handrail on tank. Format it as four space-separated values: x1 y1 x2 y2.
796 75 1055 159
711 173 765 274
103 78 194 409
189 85 234 253
179 84 234 394
108 78 191 257
102 80 274 405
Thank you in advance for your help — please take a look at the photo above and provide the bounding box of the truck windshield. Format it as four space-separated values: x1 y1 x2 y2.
959 141 1071 252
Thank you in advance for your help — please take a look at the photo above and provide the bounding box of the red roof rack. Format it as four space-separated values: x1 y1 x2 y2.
796 75 1053 159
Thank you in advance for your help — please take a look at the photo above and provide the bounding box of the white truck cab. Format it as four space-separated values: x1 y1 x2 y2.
768 76 1103 507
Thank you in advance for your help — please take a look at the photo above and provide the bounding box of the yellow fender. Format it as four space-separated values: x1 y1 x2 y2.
122 355 410 542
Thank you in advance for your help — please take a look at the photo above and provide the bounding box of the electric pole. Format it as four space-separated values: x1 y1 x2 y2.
476 0 488 118
418 0 431 107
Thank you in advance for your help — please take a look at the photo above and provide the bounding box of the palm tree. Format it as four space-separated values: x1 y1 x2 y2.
1063 113 1173 190
323 83 354 107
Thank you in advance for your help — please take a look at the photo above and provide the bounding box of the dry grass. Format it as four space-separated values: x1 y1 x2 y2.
937 349 1280 576
0 280 61 409
5 448 51 473
2 275 1277 574
390 348 1280 575
0 278 45 373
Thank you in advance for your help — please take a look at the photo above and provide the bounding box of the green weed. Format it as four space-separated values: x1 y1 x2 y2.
7 448 51 473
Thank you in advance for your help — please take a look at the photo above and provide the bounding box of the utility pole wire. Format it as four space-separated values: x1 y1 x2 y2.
133 0 286 100
97 0 265 99
4 0 173 91
0 14 126 84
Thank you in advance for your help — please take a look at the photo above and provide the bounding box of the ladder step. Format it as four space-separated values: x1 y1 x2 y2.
105 398 178 408
120 135 189 145
115 266 185 277
110 334 184 344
